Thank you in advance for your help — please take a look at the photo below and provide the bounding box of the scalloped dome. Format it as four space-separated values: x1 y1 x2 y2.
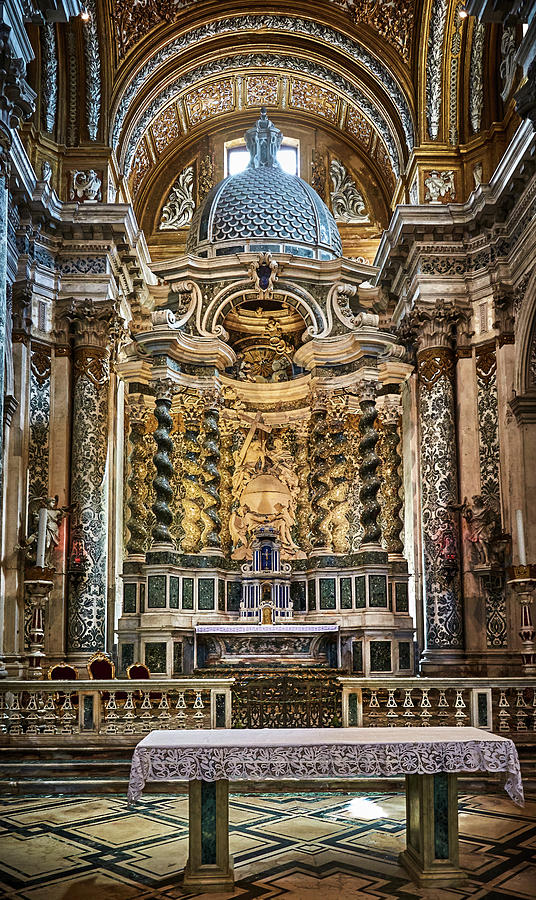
186 110 342 261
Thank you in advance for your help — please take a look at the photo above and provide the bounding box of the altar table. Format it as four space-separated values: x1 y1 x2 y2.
128 726 523 890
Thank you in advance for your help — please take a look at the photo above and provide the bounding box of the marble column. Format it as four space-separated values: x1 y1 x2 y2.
358 380 382 547
125 394 149 558
65 300 117 656
379 395 404 557
151 379 176 549
411 301 465 669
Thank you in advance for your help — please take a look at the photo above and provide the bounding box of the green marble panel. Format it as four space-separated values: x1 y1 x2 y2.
139 583 145 612
398 641 411 671
354 575 366 608
352 641 363 673
145 641 167 673
82 695 94 731
477 692 489 728
395 581 409 612
215 693 227 728
201 780 217 864
319 578 336 610
218 579 225 611
169 577 180 609
148 575 166 609
307 579 316 611
121 642 134 674
340 577 352 609
291 581 306 612
348 692 359 726
369 574 388 608
123 583 137 614
370 640 392 672
434 774 449 859
182 577 194 610
173 641 183 675
198 578 215 610
227 581 241 612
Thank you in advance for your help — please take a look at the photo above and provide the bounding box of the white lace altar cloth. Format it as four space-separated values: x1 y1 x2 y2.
127 726 523 806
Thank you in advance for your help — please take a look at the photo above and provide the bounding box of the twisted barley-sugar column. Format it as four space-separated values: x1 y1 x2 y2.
358 382 382 545
201 394 222 552
327 406 349 554
181 400 203 553
126 396 149 556
151 380 175 547
310 395 331 550
295 424 312 553
379 399 404 556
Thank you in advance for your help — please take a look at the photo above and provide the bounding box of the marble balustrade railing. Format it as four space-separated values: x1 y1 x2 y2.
0 678 234 740
340 677 536 736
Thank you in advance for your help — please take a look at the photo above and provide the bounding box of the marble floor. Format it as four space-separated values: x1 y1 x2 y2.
0 791 535 900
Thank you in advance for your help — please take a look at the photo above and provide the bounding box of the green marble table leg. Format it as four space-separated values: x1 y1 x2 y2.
183 779 234 892
399 773 467 886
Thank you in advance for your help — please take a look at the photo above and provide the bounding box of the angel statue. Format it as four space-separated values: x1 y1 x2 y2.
21 496 76 567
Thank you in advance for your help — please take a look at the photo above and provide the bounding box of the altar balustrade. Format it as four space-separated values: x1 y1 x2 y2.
1 677 535 743
340 677 536 736
0 678 233 741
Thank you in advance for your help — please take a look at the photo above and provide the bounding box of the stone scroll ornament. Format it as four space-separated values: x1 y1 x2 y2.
329 159 368 223
358 381 382 545
159 165 196 230
151 379 178 547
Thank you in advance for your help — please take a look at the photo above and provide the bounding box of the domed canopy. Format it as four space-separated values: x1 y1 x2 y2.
186 109 342 260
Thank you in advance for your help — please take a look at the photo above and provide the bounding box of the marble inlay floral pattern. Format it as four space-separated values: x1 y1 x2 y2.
28 344 51 503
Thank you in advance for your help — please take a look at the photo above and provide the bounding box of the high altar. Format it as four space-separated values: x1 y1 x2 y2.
115 111 414 678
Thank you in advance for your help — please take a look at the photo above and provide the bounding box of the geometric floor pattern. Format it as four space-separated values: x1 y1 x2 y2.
0 792 535 899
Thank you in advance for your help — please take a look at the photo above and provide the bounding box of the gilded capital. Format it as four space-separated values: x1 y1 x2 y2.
378 394 401 425
153 377 179 403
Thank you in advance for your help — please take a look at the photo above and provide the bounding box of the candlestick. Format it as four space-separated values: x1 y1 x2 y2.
36 508 48 568
516 509 527 566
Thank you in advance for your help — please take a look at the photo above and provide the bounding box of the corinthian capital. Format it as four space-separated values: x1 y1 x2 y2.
0 25 36 132
405 299 469 353
57 298 124 349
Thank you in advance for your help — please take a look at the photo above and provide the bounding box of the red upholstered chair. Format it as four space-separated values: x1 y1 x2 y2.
48 662 78 680
126 662 150 680
86 651 115 680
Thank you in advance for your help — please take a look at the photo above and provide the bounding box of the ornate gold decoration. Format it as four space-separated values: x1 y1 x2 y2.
418 347 455 388
130 138 151 194
180 394 204 553
126 395 149 556
290 79 338 121
475 342 497 385
294 423 312 553
184 80 234 126
198 153 215 201
325 396 349 554
311 150 327 202
378 398 404 555
246 75 278 107
151 103 180 154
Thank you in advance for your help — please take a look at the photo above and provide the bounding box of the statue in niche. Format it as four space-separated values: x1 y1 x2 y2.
21 496 75 566
453 495 507 567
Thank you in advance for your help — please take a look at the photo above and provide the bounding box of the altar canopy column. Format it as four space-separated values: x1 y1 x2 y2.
151 378 177 550
357 378 382 548
378 395 404 557
411 300 466 671
66 300 118 656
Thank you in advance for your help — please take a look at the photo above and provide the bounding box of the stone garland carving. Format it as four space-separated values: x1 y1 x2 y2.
358 384 382 546
125 396 149 556
200 393 222 552
111 15 414 152
83 0 101 141
123 53 401 177
379 400 404 556
181 396 204 553
40 23 57 134
68 345 109 652
424 170 456 202
310 396 330 550
426 0 448 140
198 154 215 201
329 160 368 223
500 24 517 102
470 21 486 134
151 380 176 547
417 346 463 650
28 344 51 504
66 25 77 146
159 165 195 230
